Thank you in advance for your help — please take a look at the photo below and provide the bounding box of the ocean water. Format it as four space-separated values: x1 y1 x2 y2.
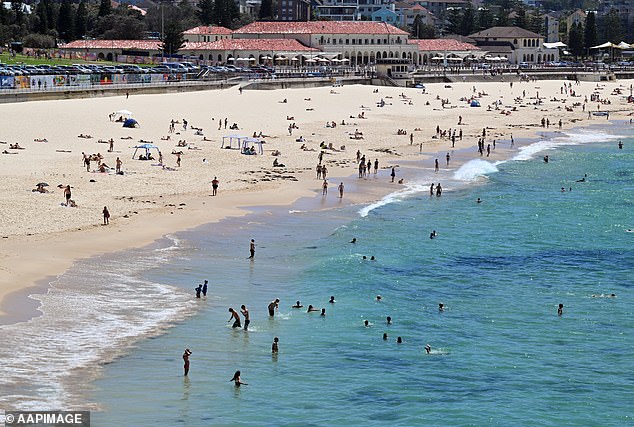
2 124 633 426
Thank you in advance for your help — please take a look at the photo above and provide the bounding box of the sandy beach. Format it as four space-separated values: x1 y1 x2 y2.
1 78 632 321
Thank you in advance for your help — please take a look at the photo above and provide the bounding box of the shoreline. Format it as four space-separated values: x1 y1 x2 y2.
1 79 632 324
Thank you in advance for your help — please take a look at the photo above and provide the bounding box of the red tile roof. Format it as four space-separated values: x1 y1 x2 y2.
183 39 318 51
183 25 233 35
408 39 480 51
234 21 409 36
60 40 162 50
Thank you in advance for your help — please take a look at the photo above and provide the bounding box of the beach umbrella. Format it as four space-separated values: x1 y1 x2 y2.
318 58 330 62
227 57 235 61
36 182 49 187
275 55 287 60
341 58 350 62
305 58 317 63
115 109 134 117
291 57 299 61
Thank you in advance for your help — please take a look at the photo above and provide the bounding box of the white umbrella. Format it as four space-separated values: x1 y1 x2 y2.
290 57 299 61
331 58 341 62
275 55 287 60
249 57 256 61
227 57 235 61
341 58 350 62
236 57 249 61
318 58 330 62
116 109 133 117
305 58 317 63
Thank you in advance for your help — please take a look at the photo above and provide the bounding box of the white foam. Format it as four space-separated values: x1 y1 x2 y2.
358 182 428 217
0 243 197 411
512 130 624 161
453 159 500 182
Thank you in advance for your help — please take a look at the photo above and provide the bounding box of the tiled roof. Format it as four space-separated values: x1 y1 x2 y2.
234 21 409 36
60 40 161 50
183 25 233 35
408 39 479 51
183 39 318 51
469 26 543 39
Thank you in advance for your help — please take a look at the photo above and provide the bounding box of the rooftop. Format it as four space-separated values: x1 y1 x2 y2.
409 39 480 51
183 39 318 51
183 25 233 36
233 21 409 36
60 40 162 50
469 26 543 39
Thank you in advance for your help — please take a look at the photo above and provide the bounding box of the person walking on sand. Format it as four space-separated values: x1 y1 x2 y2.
116 157 122 174
109 139 114 153
211 177 219 196
228 308 241 328
268 298 280 316
322 179 328 196
240 305 250 330
183 348 192 376
249 239 255 259
230 370 247 387
64 185 72 206
338 182 344 198
176 153 181 167
102 206 110 225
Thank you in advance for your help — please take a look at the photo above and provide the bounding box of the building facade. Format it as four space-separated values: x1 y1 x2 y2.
183 26 233 43
277 0 311 21
468 26 559 64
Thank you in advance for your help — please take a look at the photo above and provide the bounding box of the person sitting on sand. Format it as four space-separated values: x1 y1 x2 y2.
33 138 48 143
161 135 171 141
9 143 24 149
286 116 295 121
177 140 188 147
273 158 285 167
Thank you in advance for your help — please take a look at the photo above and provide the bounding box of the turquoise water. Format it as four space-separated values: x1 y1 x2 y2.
3 125 631 425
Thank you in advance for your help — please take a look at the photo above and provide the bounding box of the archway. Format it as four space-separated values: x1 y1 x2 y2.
106 52 113 61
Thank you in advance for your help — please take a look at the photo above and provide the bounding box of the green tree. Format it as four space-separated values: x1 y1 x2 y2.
460 4 475 36
495 10 509 27
98 0 112 18
601 9 622 43
35 0 49 33
75 1 88 39
476 7 494 31
583 11 597 51
213 0 239 28
513 5 528 29
57 0 74 42
11 0 24 26
197 0 215 25
568 22 584 58
161 21 185 56
446 8 461 35
259 0 273 19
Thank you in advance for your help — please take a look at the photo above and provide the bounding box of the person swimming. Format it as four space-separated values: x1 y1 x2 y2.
558 303 564 316
383 333 388 340
230 370 247 387
329 296 336 303
364 320 370 327
292 301 303 308
396 337 403 344
376 295 382 301
386 316 392 325
350 238 357 244
439 303 445 312
424 344 431 354
307 305 319 312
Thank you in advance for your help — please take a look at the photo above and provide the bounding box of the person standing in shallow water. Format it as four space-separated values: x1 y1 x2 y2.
249 239 255 259
230 370 247 387
272 337 279 353
558 304 564 316
183 349 192 376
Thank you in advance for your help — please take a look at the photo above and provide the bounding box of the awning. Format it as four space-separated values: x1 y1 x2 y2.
543 42 567 49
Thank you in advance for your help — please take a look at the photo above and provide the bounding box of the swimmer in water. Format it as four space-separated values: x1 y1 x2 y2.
386 316 392 325
230 370 247 387
272 337 279 353
307 305 319 313
618 140 623 149
376 295 382 301
370 256 376 261
329 296 336 303
397 337 403 344
364 320 370 327
558 303 564 316
383 333 388 340
424 344 431 354
439 303 445 312
292 301 303 308
320 308 326 316
350 238 357 244
476 198 482 203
